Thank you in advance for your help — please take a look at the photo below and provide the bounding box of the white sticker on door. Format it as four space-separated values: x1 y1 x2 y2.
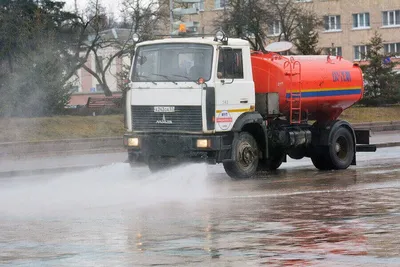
216 110 233 130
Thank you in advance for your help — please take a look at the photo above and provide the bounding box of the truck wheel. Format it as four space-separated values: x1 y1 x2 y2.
223 132 259 179
311 147 333 170
258 152 285 171
328 127 354 169
311 127 354 170
267 152 285 170
147 157 173 173
148 161 166 173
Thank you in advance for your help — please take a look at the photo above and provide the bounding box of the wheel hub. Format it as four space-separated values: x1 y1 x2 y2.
335 142 341 153
238 142 254 167
336 136 348 160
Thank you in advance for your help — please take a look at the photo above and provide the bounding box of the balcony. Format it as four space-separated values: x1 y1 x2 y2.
172 7 199 16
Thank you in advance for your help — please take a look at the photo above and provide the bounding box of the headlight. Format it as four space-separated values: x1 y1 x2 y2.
196 139 210 148
128 137 139 147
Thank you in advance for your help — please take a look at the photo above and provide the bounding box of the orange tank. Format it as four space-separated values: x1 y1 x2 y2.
251 53 364 122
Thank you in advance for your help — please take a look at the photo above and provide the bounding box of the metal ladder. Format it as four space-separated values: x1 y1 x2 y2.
284 57 302 124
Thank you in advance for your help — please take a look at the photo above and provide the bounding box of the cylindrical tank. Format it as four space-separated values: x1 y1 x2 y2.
251 53 364 122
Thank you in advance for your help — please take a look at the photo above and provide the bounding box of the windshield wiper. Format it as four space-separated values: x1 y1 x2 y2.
171 74 198 84
149 73 178 85
133 74 157 85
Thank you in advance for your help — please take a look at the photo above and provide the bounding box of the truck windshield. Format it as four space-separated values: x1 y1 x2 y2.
131 43 213 83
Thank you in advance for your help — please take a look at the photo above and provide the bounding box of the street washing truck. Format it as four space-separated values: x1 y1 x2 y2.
123 31 376 179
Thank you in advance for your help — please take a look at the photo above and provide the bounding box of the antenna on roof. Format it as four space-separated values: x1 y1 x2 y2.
265 41 293 53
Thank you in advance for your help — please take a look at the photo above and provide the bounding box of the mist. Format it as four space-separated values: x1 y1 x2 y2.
0 163 213 218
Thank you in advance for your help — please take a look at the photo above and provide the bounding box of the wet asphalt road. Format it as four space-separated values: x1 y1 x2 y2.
0 147 400 266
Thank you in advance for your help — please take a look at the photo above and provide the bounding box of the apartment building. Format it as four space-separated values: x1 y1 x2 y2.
180 0 400 63
313 0 400 62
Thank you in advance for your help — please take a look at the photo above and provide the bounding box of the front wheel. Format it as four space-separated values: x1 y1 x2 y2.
147 157 178 173
223 132 259 179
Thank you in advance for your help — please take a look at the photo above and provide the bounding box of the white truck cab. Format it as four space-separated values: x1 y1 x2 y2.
125 35 255 134
124 33 260 173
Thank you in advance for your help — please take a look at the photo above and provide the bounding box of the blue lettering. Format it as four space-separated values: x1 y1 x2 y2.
332 71 352 82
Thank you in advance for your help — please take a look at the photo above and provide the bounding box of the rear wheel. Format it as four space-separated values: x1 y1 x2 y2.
223 132 259 179
311 126 354 170
311 147 333 170
328 127 354 169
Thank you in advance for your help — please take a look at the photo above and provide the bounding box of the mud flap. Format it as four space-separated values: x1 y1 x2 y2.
354 129 376 153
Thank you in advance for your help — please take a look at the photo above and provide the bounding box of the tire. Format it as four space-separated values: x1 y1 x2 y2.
258 151 285 171
311 147 333 170
147 157 175 173
311 127 354 170
223 132 259 179
328 127 354 170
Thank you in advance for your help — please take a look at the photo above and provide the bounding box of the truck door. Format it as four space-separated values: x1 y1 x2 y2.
213 47 255 132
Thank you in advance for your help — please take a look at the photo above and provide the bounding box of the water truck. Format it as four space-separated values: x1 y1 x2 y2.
123 31 376 179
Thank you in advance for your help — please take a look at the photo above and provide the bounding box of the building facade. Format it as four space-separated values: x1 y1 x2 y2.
313 0 400 61
179 0 400 63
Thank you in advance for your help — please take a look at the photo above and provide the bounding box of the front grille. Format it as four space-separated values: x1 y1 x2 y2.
131 105 202 132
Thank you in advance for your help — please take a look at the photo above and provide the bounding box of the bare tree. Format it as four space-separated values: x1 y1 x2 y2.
268 0 301 42
215 0 321 53
214 0 272 51
75 0 167 96
121 0 168 41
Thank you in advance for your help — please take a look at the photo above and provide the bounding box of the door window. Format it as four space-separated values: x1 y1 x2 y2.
217 49 244 79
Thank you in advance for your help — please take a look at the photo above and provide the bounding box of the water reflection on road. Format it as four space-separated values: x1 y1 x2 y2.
1 147 400 267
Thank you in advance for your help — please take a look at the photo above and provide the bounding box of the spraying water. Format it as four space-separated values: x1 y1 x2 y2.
0 163 213 218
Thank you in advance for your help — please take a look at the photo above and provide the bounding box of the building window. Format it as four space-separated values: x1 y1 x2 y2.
325 47 342 56
96 56 104 74
214 0 226 9
382 10 400 26
194 0 204 11
354 45 370 60
384 43 400 55
69 86 79 93
267 20 281 36
324 15 341 31
353 13 370 29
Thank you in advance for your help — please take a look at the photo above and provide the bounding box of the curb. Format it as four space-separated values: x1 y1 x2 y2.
0 142 398 178
0 164 106 178
353 121 400 132
0 121 399 159
375 142 400 148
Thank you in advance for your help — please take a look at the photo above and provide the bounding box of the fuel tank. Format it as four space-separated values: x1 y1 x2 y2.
251 53 364 121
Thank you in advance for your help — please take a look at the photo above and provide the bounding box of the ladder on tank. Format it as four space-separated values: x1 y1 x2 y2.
284 57 302 124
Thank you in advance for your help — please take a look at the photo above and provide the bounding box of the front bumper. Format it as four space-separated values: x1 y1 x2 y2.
123 133 232 164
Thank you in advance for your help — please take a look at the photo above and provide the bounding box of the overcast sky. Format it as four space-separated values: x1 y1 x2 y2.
63 0 124 16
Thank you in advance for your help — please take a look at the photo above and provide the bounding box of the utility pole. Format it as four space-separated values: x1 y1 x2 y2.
169 0 174 37
74 0 78 14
